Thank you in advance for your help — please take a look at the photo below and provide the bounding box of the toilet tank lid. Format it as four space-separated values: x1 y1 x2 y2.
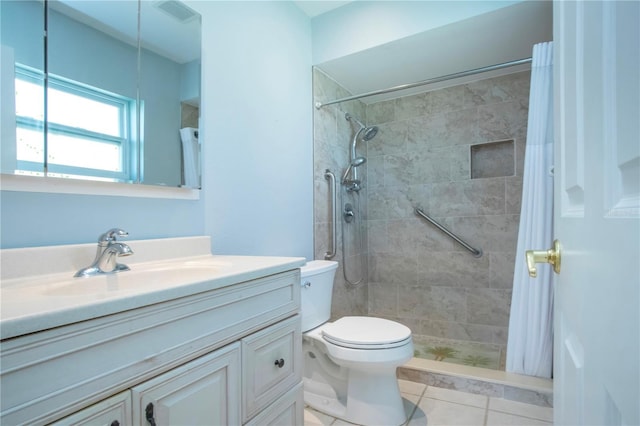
300 260 338 277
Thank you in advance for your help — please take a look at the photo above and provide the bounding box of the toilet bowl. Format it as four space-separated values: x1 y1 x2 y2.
300 260 413 426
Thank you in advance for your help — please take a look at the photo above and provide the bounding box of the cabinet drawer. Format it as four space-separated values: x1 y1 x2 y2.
244 382 303 426
242 315 301 421
49 391 132 426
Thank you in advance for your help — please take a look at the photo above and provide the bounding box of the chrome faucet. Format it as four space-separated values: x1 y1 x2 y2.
74 228 134 277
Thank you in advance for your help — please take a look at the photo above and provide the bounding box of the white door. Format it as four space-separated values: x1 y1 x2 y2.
553 1 639 425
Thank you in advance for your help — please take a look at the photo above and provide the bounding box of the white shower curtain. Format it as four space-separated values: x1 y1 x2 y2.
506 42 554 378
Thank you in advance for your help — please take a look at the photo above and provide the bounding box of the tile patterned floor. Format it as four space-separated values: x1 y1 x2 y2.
304 379 553 426
412 335 505 371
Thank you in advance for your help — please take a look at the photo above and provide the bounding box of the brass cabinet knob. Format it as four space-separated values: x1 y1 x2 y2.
525 240 561 278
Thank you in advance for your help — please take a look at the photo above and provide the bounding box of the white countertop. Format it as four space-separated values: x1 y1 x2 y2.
0 237 305 340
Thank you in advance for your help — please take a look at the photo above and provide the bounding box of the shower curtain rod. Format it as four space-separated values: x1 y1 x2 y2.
314 57 532 109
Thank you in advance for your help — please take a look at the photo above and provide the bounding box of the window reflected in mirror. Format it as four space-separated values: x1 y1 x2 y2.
0 0 201 189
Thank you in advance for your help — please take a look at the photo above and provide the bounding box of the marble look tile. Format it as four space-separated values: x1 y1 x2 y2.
489 252 516 289
505 176 524 214
369 253 418 285
449 215 520 253
366 120 408 156
450 144 471 181
466 288 512 327
331 273 368 318
417 251 490 288
489 398 553 422
478 100 529 143
486 410 551 426
503 386 553 408
400 285 467 322
367 220 388 253
429 179 506 217
367 185 425 220
395 92 428 121
424 84 468 116
425 386 488 408
366 99 396 125
410 398 486 426
426 372 504 398
406 108 479 150
368 282 398 317
464 71 531 107
429 287 468 317
365 154 384 188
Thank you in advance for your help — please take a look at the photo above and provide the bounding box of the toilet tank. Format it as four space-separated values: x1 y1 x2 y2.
300 260 339 332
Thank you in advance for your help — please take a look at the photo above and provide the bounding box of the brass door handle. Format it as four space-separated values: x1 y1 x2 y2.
526 240 561 278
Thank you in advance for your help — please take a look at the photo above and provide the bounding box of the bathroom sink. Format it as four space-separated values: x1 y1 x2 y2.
43 259 234 296
0 236 306 341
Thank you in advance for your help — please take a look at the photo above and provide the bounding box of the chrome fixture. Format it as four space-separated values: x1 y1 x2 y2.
341 156 367 191
315 57 533 109
324 169 337 260
414 208 483 258
74 228 134 277
343 113 378 192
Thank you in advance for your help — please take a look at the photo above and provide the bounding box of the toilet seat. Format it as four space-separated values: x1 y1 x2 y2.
321 316 412 349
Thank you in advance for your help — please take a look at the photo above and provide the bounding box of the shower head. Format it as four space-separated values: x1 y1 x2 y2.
341 156 367 184
362 126 378 141
346 113 378 142
350 156 367 167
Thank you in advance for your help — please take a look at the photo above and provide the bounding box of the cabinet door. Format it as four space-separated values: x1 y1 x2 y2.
244 383 303 426
242 315 301 421
49 391 132 426
131 343 240 426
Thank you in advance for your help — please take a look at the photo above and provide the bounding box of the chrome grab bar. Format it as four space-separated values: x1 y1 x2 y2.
324 170 337 260
414 207 483 258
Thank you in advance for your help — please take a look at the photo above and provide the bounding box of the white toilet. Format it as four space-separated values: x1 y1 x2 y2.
300 260 413 426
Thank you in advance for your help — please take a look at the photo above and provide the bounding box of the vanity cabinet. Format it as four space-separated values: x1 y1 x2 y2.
0 268 302 426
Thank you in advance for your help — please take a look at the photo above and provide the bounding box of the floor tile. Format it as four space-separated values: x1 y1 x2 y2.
424 386 488 408
489 398 553 422
304 406 335 425
399 378 427 396
402 392 421 422
409 398 485 426
486 410 552 426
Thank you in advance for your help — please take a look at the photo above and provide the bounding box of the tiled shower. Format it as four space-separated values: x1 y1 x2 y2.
313 68 531 370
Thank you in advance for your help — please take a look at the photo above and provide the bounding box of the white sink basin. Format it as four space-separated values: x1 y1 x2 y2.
0 237 306 340
43 259 235 296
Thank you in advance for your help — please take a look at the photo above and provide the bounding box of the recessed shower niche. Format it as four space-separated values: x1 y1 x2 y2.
470 140 515 179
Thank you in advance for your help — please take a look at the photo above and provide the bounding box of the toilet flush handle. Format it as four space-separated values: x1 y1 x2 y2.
303 281 311 288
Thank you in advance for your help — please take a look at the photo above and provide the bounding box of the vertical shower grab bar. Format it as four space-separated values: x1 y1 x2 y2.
324 170 337 260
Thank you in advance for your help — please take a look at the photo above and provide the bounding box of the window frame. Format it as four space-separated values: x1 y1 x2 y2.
14 64 136 182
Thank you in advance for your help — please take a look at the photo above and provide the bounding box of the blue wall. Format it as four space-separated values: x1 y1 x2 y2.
1 1 314 261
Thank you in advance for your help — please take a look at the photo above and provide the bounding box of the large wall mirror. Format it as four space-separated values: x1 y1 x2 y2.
0 0 202 190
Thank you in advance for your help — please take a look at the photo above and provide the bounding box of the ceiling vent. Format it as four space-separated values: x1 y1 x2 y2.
153 0 199 23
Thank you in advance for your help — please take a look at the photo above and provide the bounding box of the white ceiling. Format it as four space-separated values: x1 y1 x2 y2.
314 1 553 104
293 1 353 17
51 0 201 64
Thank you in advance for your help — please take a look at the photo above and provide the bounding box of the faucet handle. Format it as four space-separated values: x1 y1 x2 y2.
98 228 129 243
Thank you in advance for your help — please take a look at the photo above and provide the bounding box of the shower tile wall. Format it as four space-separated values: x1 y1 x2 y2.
313 68 369 319
365 71 530 368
